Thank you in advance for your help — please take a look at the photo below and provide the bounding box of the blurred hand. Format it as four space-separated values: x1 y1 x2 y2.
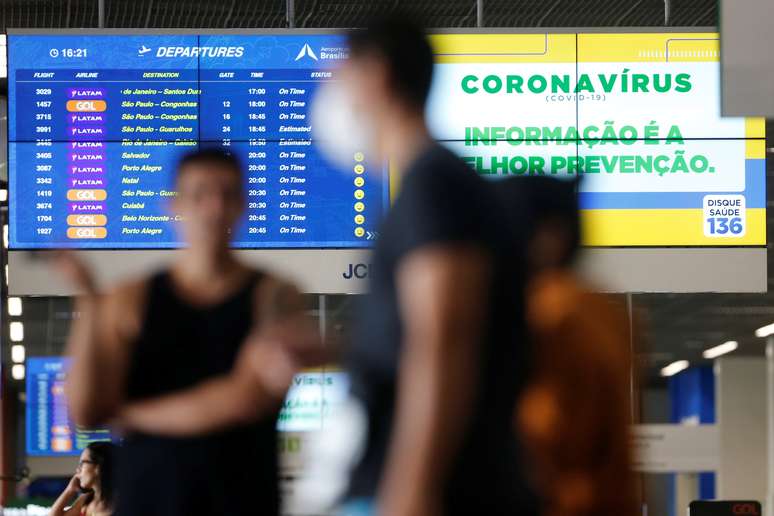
238 318 327 398
53 251 97 295
65 474 82 495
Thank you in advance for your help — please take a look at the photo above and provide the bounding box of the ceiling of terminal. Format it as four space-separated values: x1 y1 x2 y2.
0 0 716 29
4 0 773 385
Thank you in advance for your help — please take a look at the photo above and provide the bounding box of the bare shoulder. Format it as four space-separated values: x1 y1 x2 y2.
101 275 152 341
251 271 303 326
397 243 491 298
399 243 490 277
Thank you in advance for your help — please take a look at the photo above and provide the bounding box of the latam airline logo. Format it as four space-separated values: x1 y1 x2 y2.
295 43 318 61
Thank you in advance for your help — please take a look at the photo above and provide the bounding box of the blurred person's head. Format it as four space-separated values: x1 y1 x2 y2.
173 148 244 252
312 16 434 167
345 16 434 117
77 441 116 505
495 176 580 272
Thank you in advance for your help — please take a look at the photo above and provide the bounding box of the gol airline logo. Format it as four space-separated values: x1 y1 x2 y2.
67 227 107 239
75 215 95 225
733 503 759 515
67 215 107 227
66 100 107 112
66 189 107 201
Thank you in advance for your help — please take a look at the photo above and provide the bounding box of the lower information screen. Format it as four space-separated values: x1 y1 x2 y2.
26 357 113 456
26 357 349 456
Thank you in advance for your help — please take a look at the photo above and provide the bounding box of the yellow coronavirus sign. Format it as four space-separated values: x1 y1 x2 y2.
425 32 765 247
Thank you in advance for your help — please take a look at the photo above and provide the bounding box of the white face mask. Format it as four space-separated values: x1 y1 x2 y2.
310 80 377 172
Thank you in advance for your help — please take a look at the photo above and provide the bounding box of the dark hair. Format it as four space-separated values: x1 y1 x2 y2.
85 441 116 506
176 148 243 186
495 176 581 265
347 15 434 110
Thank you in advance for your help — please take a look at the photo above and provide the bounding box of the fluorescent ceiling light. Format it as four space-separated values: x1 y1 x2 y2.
661 360 690 377
703 340 738 359
8 297 22 316
11 344 25 364
11 364 25 381
755 322 774 338
9 321 23 342
0 189 7 202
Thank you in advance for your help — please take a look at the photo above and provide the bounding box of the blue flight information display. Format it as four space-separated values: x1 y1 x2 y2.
8 34 388 248
26 357 112 456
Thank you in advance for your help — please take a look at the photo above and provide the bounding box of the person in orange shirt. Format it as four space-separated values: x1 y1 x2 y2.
496 176 638 516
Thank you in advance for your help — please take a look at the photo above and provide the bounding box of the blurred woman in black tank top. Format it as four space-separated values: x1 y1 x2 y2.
57 149 319 516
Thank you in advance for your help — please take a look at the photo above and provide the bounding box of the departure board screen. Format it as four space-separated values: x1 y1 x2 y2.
8 34 388 249
26 357 113 456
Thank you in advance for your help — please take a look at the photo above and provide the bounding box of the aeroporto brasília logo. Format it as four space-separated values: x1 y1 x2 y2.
295 43 318 62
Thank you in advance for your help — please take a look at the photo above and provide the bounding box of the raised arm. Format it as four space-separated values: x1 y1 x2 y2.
60 254 143 427
115 337 290 436
50 475 89 516
377 245 490 516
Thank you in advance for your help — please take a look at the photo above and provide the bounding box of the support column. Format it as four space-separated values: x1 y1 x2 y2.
287 0 296 29
766 338 774 516
716 357 768 507
98 0 105 28
675 474 699 515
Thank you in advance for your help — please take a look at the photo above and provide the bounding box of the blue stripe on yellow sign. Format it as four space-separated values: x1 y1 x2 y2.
579 159 765 210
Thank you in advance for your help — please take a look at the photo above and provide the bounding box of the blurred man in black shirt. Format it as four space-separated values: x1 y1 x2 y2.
314 17 535 516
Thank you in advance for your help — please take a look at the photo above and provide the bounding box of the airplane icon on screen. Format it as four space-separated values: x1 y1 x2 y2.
138 45 152 56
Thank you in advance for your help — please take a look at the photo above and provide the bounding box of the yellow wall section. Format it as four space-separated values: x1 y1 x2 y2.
746 118 766 140
577 33 719 62
429 33 725 63
747 139 766 159
429 34 576 63
581 208 766 246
